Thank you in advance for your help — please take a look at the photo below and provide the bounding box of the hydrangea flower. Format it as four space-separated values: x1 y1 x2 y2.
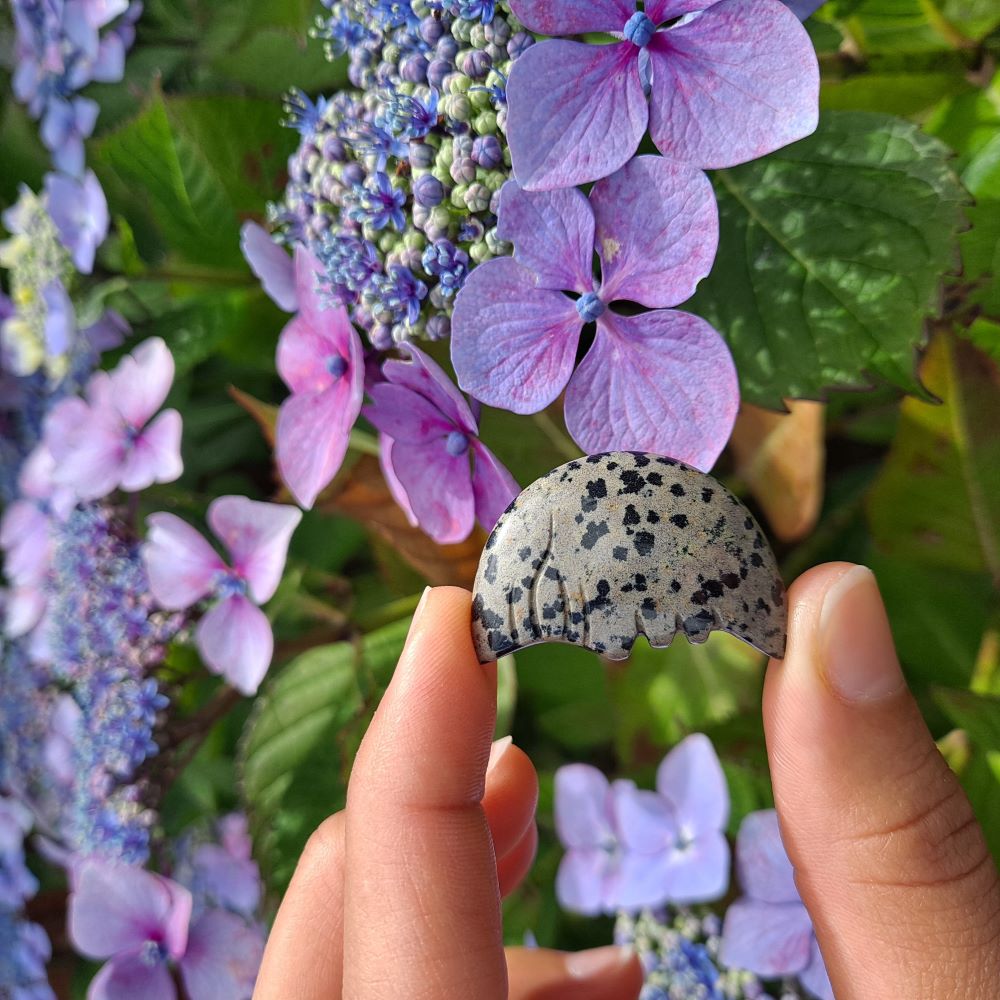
240 221 298 313
505 0 820 190
143 497 302 695
43 171 109 275
614 735 730 909
721 810 833 1000
47 337 183 501
452 158 738 468
364 344 518 543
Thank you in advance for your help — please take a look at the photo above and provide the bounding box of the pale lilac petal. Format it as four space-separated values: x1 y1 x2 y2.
564 310 738 471
364 383 454 443
496 182 595 294
207 497 302 605
119 409 183 493
647 0 716 20
613 783 676 855
382 343 478 434
509 0 636 33
507 40 646 191
1 501 50 585
555 848 616 916
379 434 418 527
663 829 730 903
294 246 328 331
143 513 225 610
191 845 261 915
799 938 835 1000
735 809 798 904
52 407 125 501
783 0 827 19
180 910 265 1000
240 222 297 312
554 764 615 850
88 954 177 1000
43 396 92 464
195 595 274 696
616 848 673 911
4 585 46 638
277 389 350 510
451 257 582 414
720 899 814 976
386 438 475 545
648 0 819 169
656 733 729 834
68 860 192 960
109 337 175 428
471 441 519 531
591 156 719 308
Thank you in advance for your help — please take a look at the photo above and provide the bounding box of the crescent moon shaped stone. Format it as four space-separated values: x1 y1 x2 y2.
471 452 786 663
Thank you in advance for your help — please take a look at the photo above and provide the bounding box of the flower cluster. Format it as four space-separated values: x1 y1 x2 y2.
67 813 266 999
11 0 142 175
267 0 531 348
554 737 832 1000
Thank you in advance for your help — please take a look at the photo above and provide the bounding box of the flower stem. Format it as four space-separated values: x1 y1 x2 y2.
349 429 382 457
532 410 580 462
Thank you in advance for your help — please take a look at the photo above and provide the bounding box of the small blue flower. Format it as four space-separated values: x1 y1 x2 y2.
283 89 329 136
422 240 470 298
350 172 407 231
372 265 427 326
380 88 439 140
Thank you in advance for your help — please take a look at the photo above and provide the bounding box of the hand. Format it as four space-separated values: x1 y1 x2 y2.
253 586 644 1000
254 568 1000 999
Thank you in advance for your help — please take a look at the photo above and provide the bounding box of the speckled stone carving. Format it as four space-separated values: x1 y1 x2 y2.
472 452 786 663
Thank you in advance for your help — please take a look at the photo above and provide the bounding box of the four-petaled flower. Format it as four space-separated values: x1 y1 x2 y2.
452 157 738 470
364 345 519 544
48 337 183 501
720 810 833 1000
506 0 819 190
143 496 302 695
44 170 109 275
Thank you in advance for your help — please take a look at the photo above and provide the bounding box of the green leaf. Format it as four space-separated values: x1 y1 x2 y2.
867 332 1000 583
821 71 971 118
934 688 1000 749
688 112 967 406
240 619 411 894
211 30 349 96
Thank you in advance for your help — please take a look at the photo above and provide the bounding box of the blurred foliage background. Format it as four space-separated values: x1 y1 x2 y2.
2 0 999 963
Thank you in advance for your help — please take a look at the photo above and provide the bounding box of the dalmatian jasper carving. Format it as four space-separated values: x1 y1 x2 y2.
471 452 787 663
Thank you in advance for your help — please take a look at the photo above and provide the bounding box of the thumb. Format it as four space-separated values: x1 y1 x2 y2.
763 562 1000 1000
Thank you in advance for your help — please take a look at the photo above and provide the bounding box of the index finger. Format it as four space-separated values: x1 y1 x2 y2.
342 586 507 1000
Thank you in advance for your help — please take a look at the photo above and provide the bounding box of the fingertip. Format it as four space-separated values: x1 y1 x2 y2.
506 945 644 1000
497 822 537 898
485 740 539 859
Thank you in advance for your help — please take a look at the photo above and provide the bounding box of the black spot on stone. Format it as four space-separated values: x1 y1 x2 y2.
613 546 628 561
756 597 772 614
744 516 754 530
749 552 764 568
670 483 686 497
586 478 607 499
634 531 654 557
484 554 498 584
633 454 650 467
633 574 648 592
619 470 645 494
691 590 708 606
478 605 504 630
647 510 660 524
574 513 584 524
585 455 603 464
623 504 641 526
641 597 657 620
544 566 561 581
521 576 533 589
518 546 531 561
721 572 740 590
772 580 785 607
670 579 682 593
754 532 766 550
646 472 663 487
703 579 725 598
670 514 689 529
508 587 523 603
701 487 714 503
581 520 610 550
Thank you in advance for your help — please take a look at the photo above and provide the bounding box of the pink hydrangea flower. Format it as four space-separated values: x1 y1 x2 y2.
142 496 302 695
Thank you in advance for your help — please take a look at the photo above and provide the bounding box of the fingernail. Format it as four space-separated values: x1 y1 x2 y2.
486 736 512 777
414 586 432 620
818 565 904 702
566 945 633 980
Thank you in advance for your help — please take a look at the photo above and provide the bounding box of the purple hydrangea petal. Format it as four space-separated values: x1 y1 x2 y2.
81 0 130 29
41 280 76 358
647 0 819 169
68 861 192 961
293 246 328 328
615 847 672 911
91 32 127 82
646 0 716 20
555 848 617 916
799 937 835 1000
496 182 595 294
379 434 419 527
365 382 455 445
143 513 226 610
109 337 175 429
240 222 297 313
4 585 46 638
564 309 738 471
191 845 261 915
88 953 178 1000
613 782 677 855
44 169 109 274
783 0 827 19
385 437 476 544
179 910 265 1000
382 344 478 435
119 408 184 493
735 809 799 904
277 388 354 510
207 497 302 605
470 440 519 532
451 257 583 414
656 733 729 834
591 156 719 309
195 595 274 696
663 829 730 903
507 40 646 191
508 0 637 34
50 405 125 501
554 764 615 850
720 898 814 976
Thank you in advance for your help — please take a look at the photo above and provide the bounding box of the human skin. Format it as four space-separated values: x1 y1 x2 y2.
253 565 1000 999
